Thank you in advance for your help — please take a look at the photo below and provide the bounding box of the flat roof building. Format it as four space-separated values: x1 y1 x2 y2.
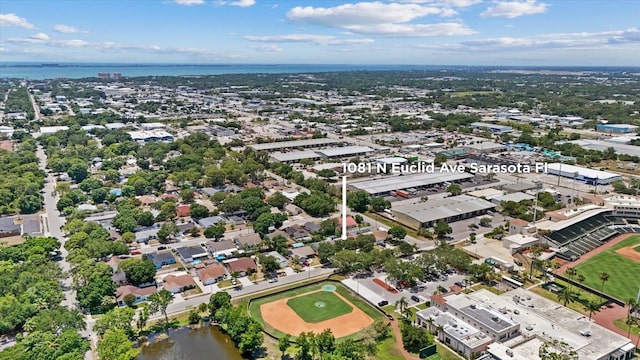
349 172 473 196
269 150 322 163
595 123 638 134
249 138 340 151
128 130 174 143
392 195 496 229
315 146 375 159
470 122 513 134
545 163 622 185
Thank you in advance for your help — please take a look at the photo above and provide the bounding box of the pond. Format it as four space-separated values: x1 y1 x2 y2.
138 325 244 360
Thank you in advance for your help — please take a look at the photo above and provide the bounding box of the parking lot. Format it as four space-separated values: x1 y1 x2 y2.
345 270 467 307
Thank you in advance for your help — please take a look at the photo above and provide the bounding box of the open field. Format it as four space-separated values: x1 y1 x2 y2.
286 291 352 323
574 236 640 301
249 281 382 339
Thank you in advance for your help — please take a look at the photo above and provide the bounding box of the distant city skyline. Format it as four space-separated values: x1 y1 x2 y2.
1 0 639 66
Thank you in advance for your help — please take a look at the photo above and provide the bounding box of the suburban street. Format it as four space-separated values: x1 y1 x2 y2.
36 145 96 360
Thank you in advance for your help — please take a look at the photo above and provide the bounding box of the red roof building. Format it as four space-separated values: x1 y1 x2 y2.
176 204 190 218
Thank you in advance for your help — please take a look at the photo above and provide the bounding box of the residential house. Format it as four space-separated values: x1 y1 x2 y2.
285 225 311 241
205 239 237 258
372 229 389 245
135 226 160 243
304 221 321 234
284 203 303 215
116 285 157 306
235 233 262 250
225 257 257 277
146 252 177 269
198 215 226 229
162 274 197 294
337 216 357 229
196 263 227 285
176 220 196 233
176 205 190 218
175 246 208 263
289 245 316 260
265 251 289 268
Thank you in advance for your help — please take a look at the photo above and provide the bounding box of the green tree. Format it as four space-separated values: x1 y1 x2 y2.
258 254 281 274
347 190 370 213
157 222 179 244
148 289 174 333
557 288 579 307
204 222 226 240
67 163 88 183
388 225 407 241
97 328 139 360
434 219 453 239
189 203 210 220
369 197 391 212
584 300 601 321
279 334 291 358
94 307 135 340
399 322 434 353
446 183 462 196
599 272 609 301
18 194 42 214
119 258 157 286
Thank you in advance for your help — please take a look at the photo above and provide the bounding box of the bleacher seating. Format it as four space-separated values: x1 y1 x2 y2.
547 210 626 261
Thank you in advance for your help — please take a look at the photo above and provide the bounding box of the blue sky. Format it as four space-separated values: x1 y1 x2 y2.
1 0 638 65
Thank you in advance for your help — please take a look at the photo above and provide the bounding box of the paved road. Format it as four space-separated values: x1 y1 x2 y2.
148 267 335 321
36 145 96 360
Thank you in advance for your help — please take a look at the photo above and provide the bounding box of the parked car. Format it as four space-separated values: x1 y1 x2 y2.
129 250 141 255
158 246 167 251
411 295 421 302
378 300 389 307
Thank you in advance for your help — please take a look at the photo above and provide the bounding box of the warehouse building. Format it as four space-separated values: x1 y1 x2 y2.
470 122 513 134
595 123 638 134
545 163 622 185
568 139 640 157
392 195 496 229
128 130 174 143
248 138 340 151
316 145 375 159
348 172 473 196
269 150 322 163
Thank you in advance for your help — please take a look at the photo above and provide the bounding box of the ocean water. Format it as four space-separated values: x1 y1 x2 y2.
0 63 446 80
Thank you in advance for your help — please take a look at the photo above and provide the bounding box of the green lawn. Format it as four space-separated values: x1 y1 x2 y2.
248 281 384 339
286 291 353 323
574 236 640 301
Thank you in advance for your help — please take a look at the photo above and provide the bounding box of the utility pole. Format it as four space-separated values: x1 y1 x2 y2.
342 176 347 240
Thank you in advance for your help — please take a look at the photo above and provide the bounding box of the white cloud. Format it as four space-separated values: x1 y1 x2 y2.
285 2 477 38
53 24 86 33
215 0 256 6
250 44 283 52
396 0 483 7
174 0 205 5
229 0 255 7
287 2 455 28
0 13 35 29
29 33 50 41
419 28 640 53
244 33 375 46
480 0 548 18
342 22 475 37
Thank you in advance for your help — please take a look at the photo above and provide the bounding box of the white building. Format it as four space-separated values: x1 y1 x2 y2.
545 163 622 185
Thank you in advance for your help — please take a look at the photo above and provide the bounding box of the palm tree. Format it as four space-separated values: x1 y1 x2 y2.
565 267 577 284
576 274 585 285
584 300 601 321
557 288 579 307
395 296 408 313
401 307 413 322
599 272 610 301
626 298 638 338
137 303 149 333
149 289 174 333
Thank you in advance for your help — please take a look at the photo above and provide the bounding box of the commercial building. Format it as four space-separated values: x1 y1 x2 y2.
128 130 174 143
418 288 634 360
392 195 496 229
569 139 640 157
605 195 640 217
269 150 322 163
595 123 639 134
315 145 375 159
248 138 340 152
348 172 473 196
470 122 513 134
545 163 622 185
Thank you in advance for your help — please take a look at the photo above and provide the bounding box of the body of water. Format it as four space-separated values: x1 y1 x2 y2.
0 63 446 80
138 326 244 360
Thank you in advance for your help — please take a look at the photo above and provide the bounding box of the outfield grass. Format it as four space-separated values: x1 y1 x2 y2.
574 236 640 301
248 281 383 339
286 291 353 323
